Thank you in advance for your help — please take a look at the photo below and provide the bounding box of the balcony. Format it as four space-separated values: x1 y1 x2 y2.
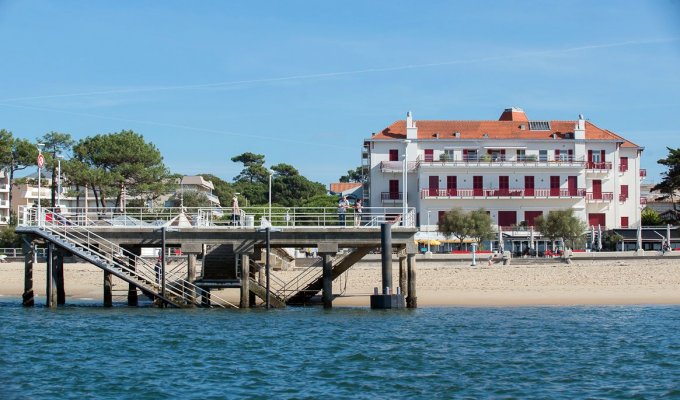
418 155 585 169
420 188 586 199
379 161 420 173
585 192 614 202
381 191 403 205
585 161 612 172
640 169 647 178
640 198 648 205
619 164 628 173
619 194 628 202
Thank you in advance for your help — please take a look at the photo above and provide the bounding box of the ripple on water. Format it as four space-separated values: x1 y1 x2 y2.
2 302 680 398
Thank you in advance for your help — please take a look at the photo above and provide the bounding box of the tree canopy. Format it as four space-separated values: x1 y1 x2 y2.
438 207 494 246
339 166 363 183
0 130 38 223
72 130 172 208
652 147 680 220
534 209 587 249
37 131 74 206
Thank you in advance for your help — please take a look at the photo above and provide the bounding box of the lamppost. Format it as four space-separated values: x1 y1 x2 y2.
36 143 45 226
56 154 62 208
268 169 273 222
402 140 410 226
426 210 432 257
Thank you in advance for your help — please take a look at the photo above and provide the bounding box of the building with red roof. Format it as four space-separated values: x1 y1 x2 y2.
362 107 644 240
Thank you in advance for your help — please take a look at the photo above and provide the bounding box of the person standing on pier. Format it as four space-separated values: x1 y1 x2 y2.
354 199 363 226
338 196 349 226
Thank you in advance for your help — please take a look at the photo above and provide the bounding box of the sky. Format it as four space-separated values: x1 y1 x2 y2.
1 0 679 186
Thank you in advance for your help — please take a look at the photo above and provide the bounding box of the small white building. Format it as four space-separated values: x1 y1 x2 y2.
176 175 221 207
0 169 10 225
362 107 644 230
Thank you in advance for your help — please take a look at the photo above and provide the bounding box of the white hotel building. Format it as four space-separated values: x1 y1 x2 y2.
362 107 645 231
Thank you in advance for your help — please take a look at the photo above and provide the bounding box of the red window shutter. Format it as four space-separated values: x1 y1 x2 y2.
588 150 593 162
424 149 433 162
620 185 628 200
621 217 629 228
568 149 573 161
463 149 468 160
600 150 605 162
554 149 560 160
438 211 445 223
389 149 398 161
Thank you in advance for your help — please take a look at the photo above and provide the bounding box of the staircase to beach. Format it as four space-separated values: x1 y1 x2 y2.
17 210 236 308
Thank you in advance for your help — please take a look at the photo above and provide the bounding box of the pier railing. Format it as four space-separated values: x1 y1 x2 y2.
18 206 417 229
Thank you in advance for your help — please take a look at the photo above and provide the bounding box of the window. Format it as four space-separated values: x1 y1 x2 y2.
473 176 483 196
620 185 629 201
444 149 455 161
424 149 434 162
620 157 628 173
621 216 629 228
539 150 548 162
389 149 399 162
516 150 526 161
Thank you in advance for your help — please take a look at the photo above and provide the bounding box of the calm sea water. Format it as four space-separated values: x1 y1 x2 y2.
2 300 680 399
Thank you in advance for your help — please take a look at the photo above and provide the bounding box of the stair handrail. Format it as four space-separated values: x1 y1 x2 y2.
28 208 237 308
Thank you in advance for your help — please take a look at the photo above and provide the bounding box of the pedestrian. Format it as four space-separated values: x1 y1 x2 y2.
353 199 363 226
231 195 240 225
337 196 349 226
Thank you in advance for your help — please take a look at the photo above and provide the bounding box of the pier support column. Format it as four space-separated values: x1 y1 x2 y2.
201 288 211 307
46 244 56 308
123 246 140 306
187 252 198 304
398 248 407 295
249 262 258 307
239 252 252 308
318 243 338 309
54 249 65 305
103 271 113 307
406 242 418 309
22 237 34 307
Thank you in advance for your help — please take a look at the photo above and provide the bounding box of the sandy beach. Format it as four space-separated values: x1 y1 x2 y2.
3 256 680 307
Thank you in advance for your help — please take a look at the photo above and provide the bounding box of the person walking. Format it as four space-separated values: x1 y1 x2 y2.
337 196 349 226
353 199 363 226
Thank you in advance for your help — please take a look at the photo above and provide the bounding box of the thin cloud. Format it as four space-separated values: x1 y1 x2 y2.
2 37 677 103
0 102 355 150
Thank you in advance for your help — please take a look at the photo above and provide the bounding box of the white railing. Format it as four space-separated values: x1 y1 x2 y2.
18 206 418 229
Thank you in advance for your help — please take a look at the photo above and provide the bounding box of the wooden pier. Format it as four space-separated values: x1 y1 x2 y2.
16 207 418 309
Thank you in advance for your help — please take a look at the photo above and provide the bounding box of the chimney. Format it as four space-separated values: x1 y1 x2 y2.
406 111 418 140
574 114 586 140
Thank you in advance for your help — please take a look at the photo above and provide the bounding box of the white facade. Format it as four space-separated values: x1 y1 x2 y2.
363 108 644 231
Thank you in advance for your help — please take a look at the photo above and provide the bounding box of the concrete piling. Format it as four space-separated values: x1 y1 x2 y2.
22 238 34 307
240 253 250 308
46 244 57 308
103 271 113 307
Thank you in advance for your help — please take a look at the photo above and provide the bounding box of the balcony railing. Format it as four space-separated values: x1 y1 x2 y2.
585 161 612 171
418 155 586 168
420 188 586 199
585 192 614 202
640 198 648 205
640 169 647 178
381 192 403 202
379 161 420 173
619 164 628 173
619 194 628 202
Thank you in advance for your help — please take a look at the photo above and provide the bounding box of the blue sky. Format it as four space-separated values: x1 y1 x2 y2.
1 1 679 186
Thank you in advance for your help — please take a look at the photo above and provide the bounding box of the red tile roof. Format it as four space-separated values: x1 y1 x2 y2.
371 119 640 148
329 182 362 194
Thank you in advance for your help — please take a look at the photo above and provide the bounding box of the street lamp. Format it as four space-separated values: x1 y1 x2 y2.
426 210 432 256
268 169 273 222
56 153 62 208
36 143 45 226
402 140 410 226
